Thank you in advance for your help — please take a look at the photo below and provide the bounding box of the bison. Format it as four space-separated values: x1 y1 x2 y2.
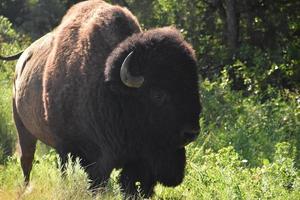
5 0 201 198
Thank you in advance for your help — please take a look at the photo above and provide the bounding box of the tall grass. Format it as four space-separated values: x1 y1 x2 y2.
0 81 16 164
0 143 299 199
0 151 123 200
156 143 300 200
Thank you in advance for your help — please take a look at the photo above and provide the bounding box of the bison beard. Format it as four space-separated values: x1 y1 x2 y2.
120 149 186 197
11 0 201 198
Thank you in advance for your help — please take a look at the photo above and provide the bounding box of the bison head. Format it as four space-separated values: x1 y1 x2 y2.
104 27 201 185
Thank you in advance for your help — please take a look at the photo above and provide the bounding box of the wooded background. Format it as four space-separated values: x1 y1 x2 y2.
1 0 299 93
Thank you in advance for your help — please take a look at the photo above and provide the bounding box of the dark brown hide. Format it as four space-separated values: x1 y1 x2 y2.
13 0 201 198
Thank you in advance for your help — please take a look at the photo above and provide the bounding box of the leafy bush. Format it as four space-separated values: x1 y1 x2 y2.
0 16 30 78
0 16 30 163
0 86 15 164
199 69 300 166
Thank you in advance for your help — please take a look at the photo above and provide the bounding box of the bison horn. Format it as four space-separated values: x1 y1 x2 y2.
120 51 144 88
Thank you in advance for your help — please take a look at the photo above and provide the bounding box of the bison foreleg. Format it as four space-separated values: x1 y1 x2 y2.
119 164 139 198
56 143 113 191
56 147 70 176
119 161 156 199
139 175 156 198
84 157 114 191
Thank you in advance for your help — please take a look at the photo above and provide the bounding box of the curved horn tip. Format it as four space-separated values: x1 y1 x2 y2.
120 51 144 88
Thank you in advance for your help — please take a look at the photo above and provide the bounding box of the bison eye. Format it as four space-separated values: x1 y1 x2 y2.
150 89 168 105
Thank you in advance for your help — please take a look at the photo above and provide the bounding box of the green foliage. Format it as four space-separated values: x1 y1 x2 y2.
232 44 300 93
0 151 123 200
199 71 300 166
2 0 299 90
0 16 30 78
156 143 300 200
0 16 30 164
126 0 300 92
0 86 15 164
19 0 67 39
0 0 26 26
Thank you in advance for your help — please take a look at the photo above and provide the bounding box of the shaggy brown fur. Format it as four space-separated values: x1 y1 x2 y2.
13 0 201 198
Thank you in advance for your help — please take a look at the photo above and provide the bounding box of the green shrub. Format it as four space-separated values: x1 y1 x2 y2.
0 86 15 164
0 16 30 78
0 16 30 163
199 70 300 166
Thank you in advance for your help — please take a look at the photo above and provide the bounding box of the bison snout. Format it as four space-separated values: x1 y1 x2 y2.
181 127 200 146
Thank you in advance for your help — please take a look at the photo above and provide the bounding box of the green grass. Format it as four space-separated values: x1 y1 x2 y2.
0 143 299 200
172 143 300 200
0 151 123 200
0 80 16 164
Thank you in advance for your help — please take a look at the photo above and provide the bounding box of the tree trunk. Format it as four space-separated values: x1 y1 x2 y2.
224 0 239 56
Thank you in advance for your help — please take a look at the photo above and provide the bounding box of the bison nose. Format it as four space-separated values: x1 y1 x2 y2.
181 127 200 146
